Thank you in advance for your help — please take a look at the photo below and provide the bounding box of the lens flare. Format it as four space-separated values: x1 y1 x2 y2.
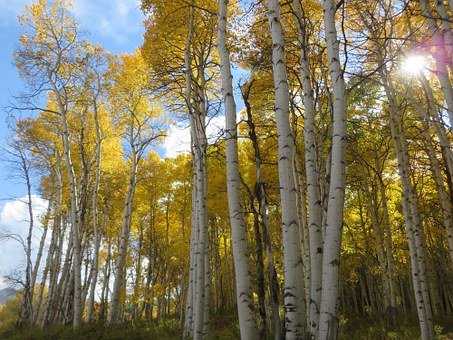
401 55 428 76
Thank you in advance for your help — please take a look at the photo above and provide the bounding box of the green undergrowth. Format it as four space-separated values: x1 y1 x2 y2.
2 316 453 339
338 315 453 340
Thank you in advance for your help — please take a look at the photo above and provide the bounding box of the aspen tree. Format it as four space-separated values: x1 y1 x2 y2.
318 0 347 338
266 0 307 338
292 1 324 335
218 1 259 339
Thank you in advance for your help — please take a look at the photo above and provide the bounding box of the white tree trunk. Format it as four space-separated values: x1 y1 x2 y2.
184 181 197 337
419 75 453 190
408 90 453 268
193 140 207 340
60 111 82 329
87 105 103 322
192 61 209 340
381 70 434 340
292 1 324 334
218 1 259 339
183 4 196 337
318 0 347 338
31 202 51 300
266 0 306 338
109 153 139 323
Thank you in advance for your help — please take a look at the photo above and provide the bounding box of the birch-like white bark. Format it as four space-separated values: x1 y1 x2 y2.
109 152 139 323
59 108 82 329
318 0 347 338
30 202 51 301
266 0 306 337
193 63 209 340
408 89 453 268
218 1 259 339
87 101 102 322
419 75 453 190
381 70 434 340
183 4 196 337
292 1 324 334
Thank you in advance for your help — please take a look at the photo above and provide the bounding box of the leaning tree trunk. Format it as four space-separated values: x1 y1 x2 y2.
109 151 139 324
318 0 347 339
218 1 259 339
266 0 307 338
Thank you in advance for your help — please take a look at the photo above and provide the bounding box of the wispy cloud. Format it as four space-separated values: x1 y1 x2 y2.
72 0 144 48
0 195 49 287
163 115 226 158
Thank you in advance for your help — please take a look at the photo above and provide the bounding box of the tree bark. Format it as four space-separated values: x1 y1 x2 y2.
381 69 434 340
292 2 324 333
266 0 307 337
109 152 139 323
318 0 347 338
218 1 259 339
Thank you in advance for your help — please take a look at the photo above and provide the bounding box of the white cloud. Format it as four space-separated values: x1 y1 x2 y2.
0 276 7 289
0 195 49 285
0 0 144 49
163 115 226 158
71 0 144 46
163 123 191 158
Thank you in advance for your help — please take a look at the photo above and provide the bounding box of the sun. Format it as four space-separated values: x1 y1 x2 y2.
401 54 428 76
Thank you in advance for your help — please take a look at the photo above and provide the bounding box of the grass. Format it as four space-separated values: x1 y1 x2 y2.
2 315 453 339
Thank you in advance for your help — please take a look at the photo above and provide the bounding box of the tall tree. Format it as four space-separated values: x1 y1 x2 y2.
266 0 307 338
217 1 259 339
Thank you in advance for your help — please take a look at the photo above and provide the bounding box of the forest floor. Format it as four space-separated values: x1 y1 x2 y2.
1 316 453 339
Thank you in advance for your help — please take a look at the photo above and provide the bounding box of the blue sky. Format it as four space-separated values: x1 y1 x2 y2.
0 0 145 201
0 0 146 287
0 1 250 287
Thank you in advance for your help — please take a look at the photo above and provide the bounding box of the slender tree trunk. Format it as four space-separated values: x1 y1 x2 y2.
133 224 144 320
378 177 398 321
242 85 282 340
99 240 112 322
419 0 453 126
380 69 434 340
30 202 51 302
184 175 197 337
87 106 103 322
56 106 82 329
318 0 347 338
218 1 259 338
419 74 453 195
109 152 139 323
292 2 324 333
409 92 453 267
266 0 306 337
17 145 34 326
